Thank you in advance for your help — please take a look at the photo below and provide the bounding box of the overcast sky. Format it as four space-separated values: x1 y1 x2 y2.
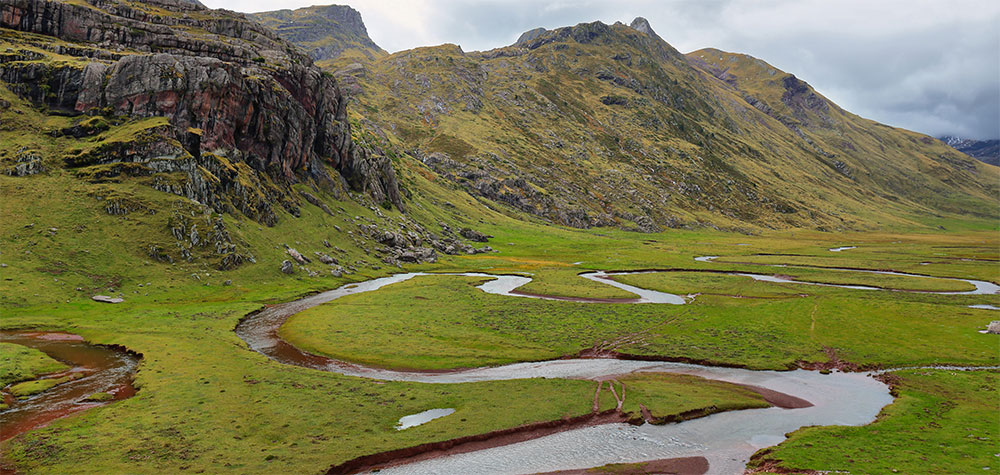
203 0 1000 140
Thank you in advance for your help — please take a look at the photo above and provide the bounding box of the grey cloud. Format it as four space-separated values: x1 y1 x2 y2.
204 0 1000 140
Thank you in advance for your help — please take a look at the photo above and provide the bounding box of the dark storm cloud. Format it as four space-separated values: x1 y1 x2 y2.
204 0 1000 139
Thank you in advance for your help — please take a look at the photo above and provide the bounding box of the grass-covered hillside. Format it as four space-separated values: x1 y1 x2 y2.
1 2 998 475
327 18 997 232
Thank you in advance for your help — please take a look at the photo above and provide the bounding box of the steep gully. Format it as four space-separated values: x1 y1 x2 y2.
234 256 998 474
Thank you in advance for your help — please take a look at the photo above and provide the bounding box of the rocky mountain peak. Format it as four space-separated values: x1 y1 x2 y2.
143 0 207 9
515 27 548 45
939 136 1000 166
252 4 386 63
629 16 659 39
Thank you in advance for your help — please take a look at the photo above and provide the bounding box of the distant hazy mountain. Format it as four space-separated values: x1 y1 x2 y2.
939 136 999 166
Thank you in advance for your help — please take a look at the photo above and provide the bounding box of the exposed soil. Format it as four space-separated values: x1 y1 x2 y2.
325 410 631 474
0 331 141 443
537 456 710 474
744 454 820 475
733 384 812 409
796 346 875 372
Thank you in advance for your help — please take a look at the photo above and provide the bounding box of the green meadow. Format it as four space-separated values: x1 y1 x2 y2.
2 161 998 473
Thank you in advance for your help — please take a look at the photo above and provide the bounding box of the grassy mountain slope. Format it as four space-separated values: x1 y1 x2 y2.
1 5 998 475
338 20 996 232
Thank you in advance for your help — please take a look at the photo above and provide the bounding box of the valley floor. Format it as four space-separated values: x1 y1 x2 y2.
1 214 998 473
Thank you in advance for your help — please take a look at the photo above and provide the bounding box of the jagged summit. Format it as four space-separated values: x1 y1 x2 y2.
628 16 661 40
253 4 386 64
515 27 548 45
517 17 660 50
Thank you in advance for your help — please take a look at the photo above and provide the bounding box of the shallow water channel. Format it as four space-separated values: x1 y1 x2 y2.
234 261 997 473
0 332 139 442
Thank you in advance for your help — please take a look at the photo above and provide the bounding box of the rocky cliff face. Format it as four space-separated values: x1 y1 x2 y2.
0 0 401 226
252 5 386 64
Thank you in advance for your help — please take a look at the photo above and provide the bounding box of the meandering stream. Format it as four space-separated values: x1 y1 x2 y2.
0 332 139 442
5 255 994 473
234 261 997 474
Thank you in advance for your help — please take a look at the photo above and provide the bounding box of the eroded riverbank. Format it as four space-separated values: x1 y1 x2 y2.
231 257 998 473
0 332 140 443
233 269 915 474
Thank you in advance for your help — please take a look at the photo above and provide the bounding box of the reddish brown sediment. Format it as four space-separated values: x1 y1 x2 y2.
537 456 710 474
639 403 654 423
324 383 805 474
325 410 631 474
745 455 821 474
0 332 141 444
795 346 878 373
733 384 813 409
592 381 603 412
0 402 102 443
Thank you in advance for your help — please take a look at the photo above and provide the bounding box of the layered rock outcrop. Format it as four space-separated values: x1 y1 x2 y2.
0 0 402 223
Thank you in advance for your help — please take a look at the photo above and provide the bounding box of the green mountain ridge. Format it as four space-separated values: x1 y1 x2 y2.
1 1 994 293
315 18 995 232
0 3 998 475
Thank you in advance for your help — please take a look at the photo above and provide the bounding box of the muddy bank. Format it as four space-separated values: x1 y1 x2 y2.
734 384 812 409
233 271 897 474
538 456 709 475
329 381 807 474
326 410 630 474
0 331 141 443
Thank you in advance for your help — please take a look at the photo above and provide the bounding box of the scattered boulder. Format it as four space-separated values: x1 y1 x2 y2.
377 230 409 248
5 148 44 177
987 321 1000 334
92 295 124 304
285 246 310 264
459 227 491 242
280 260 294 274
314 252 338 265
398 247 437 263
